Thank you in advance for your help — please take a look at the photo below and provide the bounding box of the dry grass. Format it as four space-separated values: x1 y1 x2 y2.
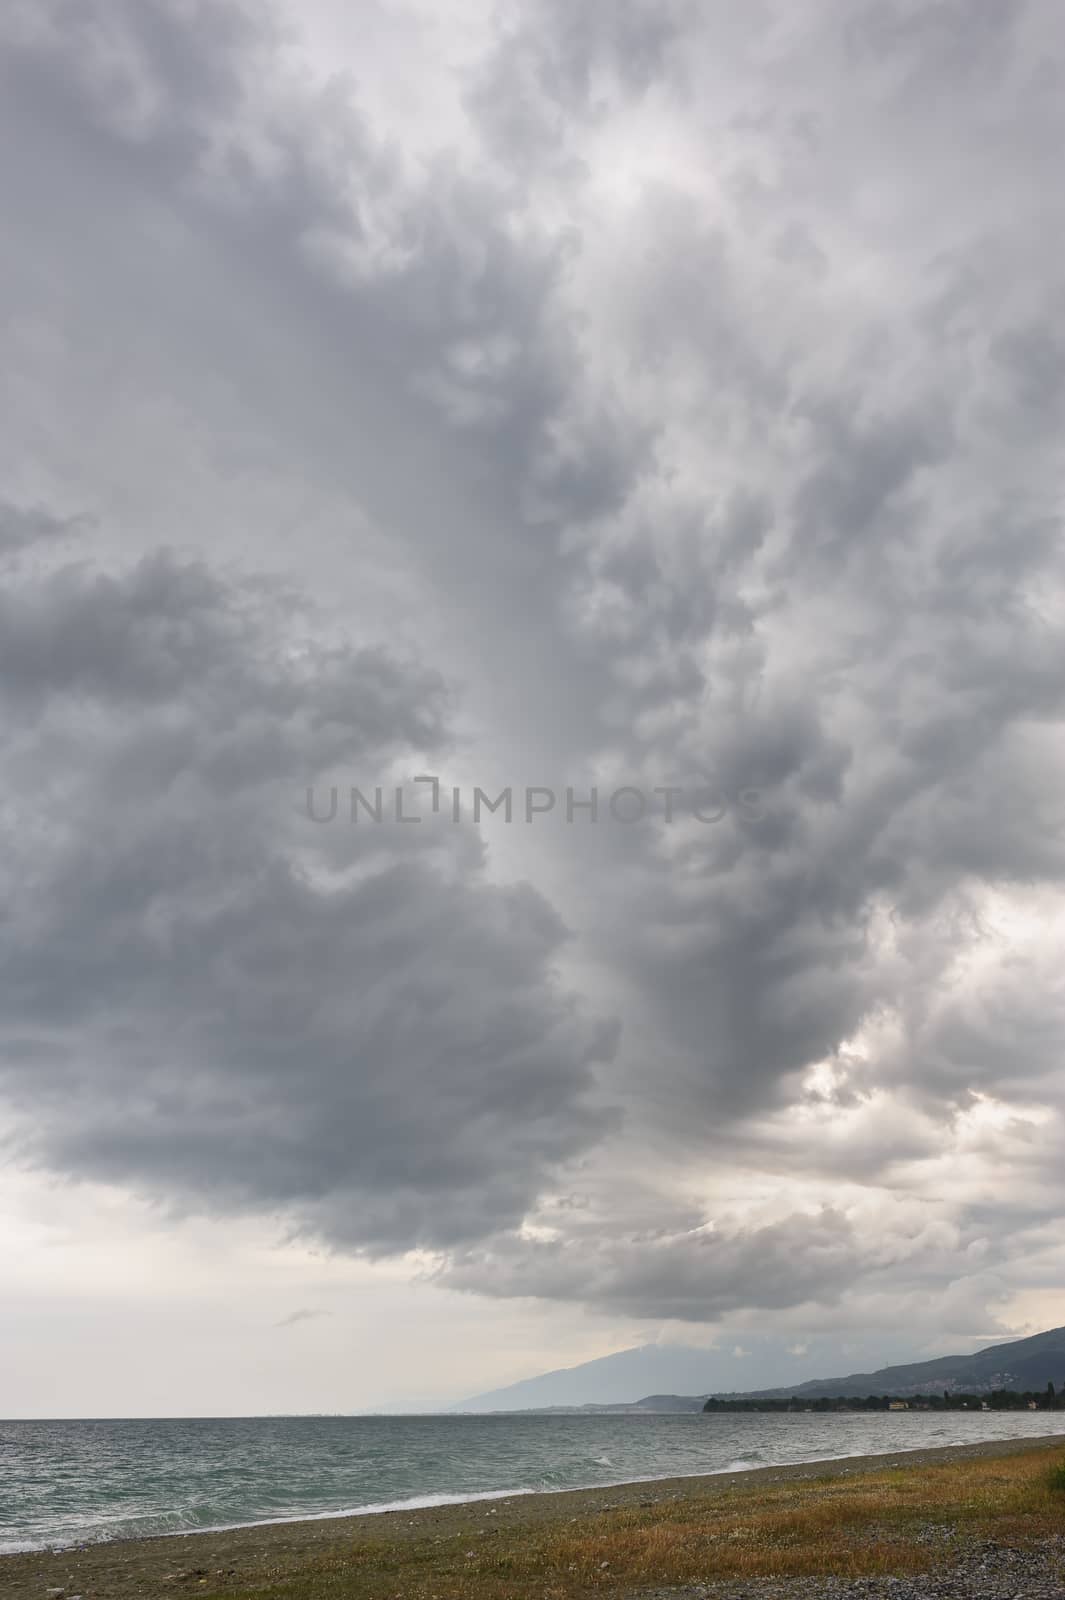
198 1446 1065 1600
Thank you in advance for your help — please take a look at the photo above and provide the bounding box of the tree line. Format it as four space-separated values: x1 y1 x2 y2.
703 1382 1065 1413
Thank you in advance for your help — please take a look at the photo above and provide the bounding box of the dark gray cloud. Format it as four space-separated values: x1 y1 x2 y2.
3 0 1065 1337
0 500 85 555
442 1206 924 1323
274 1309 330 1328
0 540 616 1253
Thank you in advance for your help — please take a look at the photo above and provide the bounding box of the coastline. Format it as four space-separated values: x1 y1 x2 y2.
4 1432 1065 1599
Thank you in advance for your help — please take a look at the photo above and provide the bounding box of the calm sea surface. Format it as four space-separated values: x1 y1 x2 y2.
2 1411 1062 1553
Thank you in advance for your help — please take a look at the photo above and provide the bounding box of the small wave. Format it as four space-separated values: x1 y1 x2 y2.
12 1417 1063 1554
0 1490 533 1554
0 1454 834 1553
163 1488 531 1540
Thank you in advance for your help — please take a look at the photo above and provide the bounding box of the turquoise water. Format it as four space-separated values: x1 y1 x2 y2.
2 1411 1061 1552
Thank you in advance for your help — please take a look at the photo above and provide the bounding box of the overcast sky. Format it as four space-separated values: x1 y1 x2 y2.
3 0 1065 1418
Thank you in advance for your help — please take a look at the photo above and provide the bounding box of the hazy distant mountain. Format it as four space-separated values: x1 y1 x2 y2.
735 1324 1065 1401
456 1347 716 1412
453 1334 925 1412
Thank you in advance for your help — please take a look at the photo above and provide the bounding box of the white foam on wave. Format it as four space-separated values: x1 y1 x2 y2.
0 1451 875 1554
11 1419 1064 1554
168 1487 531 1541
0 1435 1017 1554
0 1489 529 1555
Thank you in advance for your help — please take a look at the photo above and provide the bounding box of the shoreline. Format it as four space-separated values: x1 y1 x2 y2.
8 1421 1065 1557
4 1432 1065 1598
8 1420 1061 1555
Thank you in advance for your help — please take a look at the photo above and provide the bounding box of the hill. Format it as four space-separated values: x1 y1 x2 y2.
452 1333 922 1412
453 1326 1065 1414
454 1346 719 1412
723 1324 1065 1402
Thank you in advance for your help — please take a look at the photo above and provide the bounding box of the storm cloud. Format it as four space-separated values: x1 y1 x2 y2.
0 547 615 1252
2 0 1065 1344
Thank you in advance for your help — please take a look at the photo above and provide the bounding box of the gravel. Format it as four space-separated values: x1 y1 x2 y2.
641 1534 1065 1600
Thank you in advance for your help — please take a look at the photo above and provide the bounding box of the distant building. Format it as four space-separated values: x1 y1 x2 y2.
888 1400 909 1410
1028 1400 1038 1410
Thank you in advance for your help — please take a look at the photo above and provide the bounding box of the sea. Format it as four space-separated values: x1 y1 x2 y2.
2 1410 1062 1554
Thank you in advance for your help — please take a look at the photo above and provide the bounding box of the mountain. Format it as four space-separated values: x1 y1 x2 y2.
453 1327 1065 1413
452 1333 924 1412
454 1346 717 1412
725 1324 1065 1401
